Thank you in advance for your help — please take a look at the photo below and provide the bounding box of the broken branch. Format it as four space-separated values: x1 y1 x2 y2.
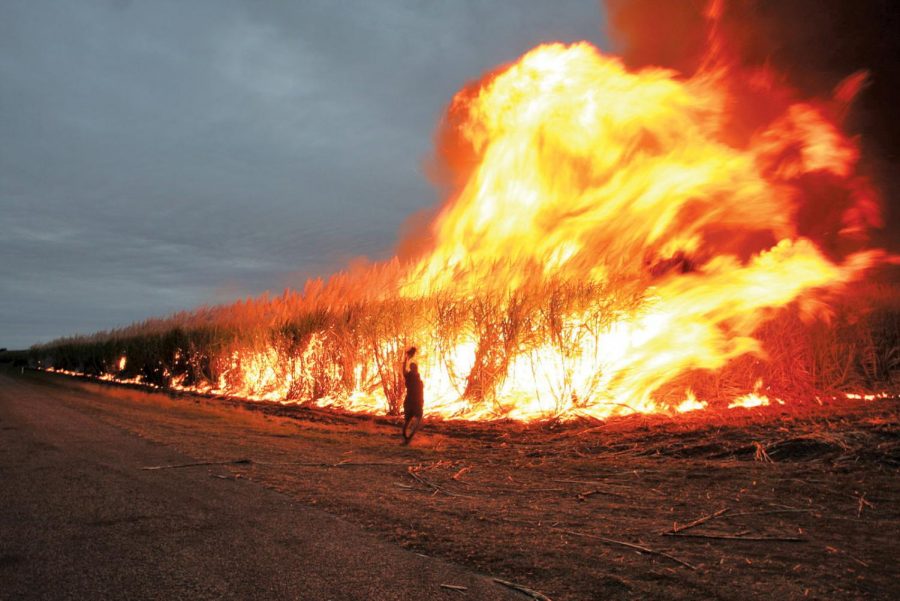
664 532 806 542
667 508 729 534
552 528 696 570
407 468 474 498
493 578 553 601
141 458 252 470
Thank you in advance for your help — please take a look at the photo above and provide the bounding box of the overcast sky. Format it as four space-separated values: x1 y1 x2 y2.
0 0 607 349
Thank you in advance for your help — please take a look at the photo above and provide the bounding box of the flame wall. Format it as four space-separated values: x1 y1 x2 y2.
32 2 898 421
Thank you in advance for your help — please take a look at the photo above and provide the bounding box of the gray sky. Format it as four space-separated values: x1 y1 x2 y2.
1 0 607 349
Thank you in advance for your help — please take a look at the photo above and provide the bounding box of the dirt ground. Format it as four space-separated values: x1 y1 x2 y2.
16 368 900 600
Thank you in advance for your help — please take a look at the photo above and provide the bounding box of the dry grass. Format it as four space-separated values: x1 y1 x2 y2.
28 280 900 414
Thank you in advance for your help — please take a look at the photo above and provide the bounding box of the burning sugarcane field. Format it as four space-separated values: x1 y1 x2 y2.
1 1 899 600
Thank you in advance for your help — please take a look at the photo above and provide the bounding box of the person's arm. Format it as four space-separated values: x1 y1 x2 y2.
404 347 417 374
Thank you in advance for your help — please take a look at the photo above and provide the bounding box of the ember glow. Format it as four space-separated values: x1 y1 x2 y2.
37 4 895 421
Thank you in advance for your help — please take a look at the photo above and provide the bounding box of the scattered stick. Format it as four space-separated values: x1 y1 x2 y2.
667 508 729 534
552 528 696 570
551 478 665 496
143 458 407 470
577 489 622 501
492 578 553 601
407 469 442 494
552 479 631 486
141 459 252 470
451 466 472 481
440 584 468 594
665 507 813 534
725 508 812 518
406 468 474 498
849 555 870 568
857 493 875 517
573 425 609 437
753 441 773 463
259 460 407 468
664 532 806 542
482 486 567 494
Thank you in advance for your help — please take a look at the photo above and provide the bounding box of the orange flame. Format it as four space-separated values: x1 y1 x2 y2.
41 9 892 421
180 40 884 420
385 41 881 418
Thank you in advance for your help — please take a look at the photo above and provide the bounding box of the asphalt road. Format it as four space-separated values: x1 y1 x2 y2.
0 371 519 601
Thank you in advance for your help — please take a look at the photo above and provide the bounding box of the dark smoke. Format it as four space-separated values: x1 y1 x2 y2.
604 0 900 251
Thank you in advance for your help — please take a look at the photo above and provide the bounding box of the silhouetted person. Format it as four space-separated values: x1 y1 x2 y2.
402 347 424 443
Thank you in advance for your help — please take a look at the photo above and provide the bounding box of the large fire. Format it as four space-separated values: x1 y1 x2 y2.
389 38 883 419
42 4 895 421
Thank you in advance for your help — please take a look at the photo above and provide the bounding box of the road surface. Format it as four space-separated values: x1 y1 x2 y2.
4 367 897 600
0 370 519 601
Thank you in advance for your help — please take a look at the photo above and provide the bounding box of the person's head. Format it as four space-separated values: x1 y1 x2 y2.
409 362 418 374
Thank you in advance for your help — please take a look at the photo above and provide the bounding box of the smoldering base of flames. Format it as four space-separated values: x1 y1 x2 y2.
29 280 900 421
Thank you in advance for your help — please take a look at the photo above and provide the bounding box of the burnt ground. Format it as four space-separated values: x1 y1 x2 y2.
6 367 900 600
